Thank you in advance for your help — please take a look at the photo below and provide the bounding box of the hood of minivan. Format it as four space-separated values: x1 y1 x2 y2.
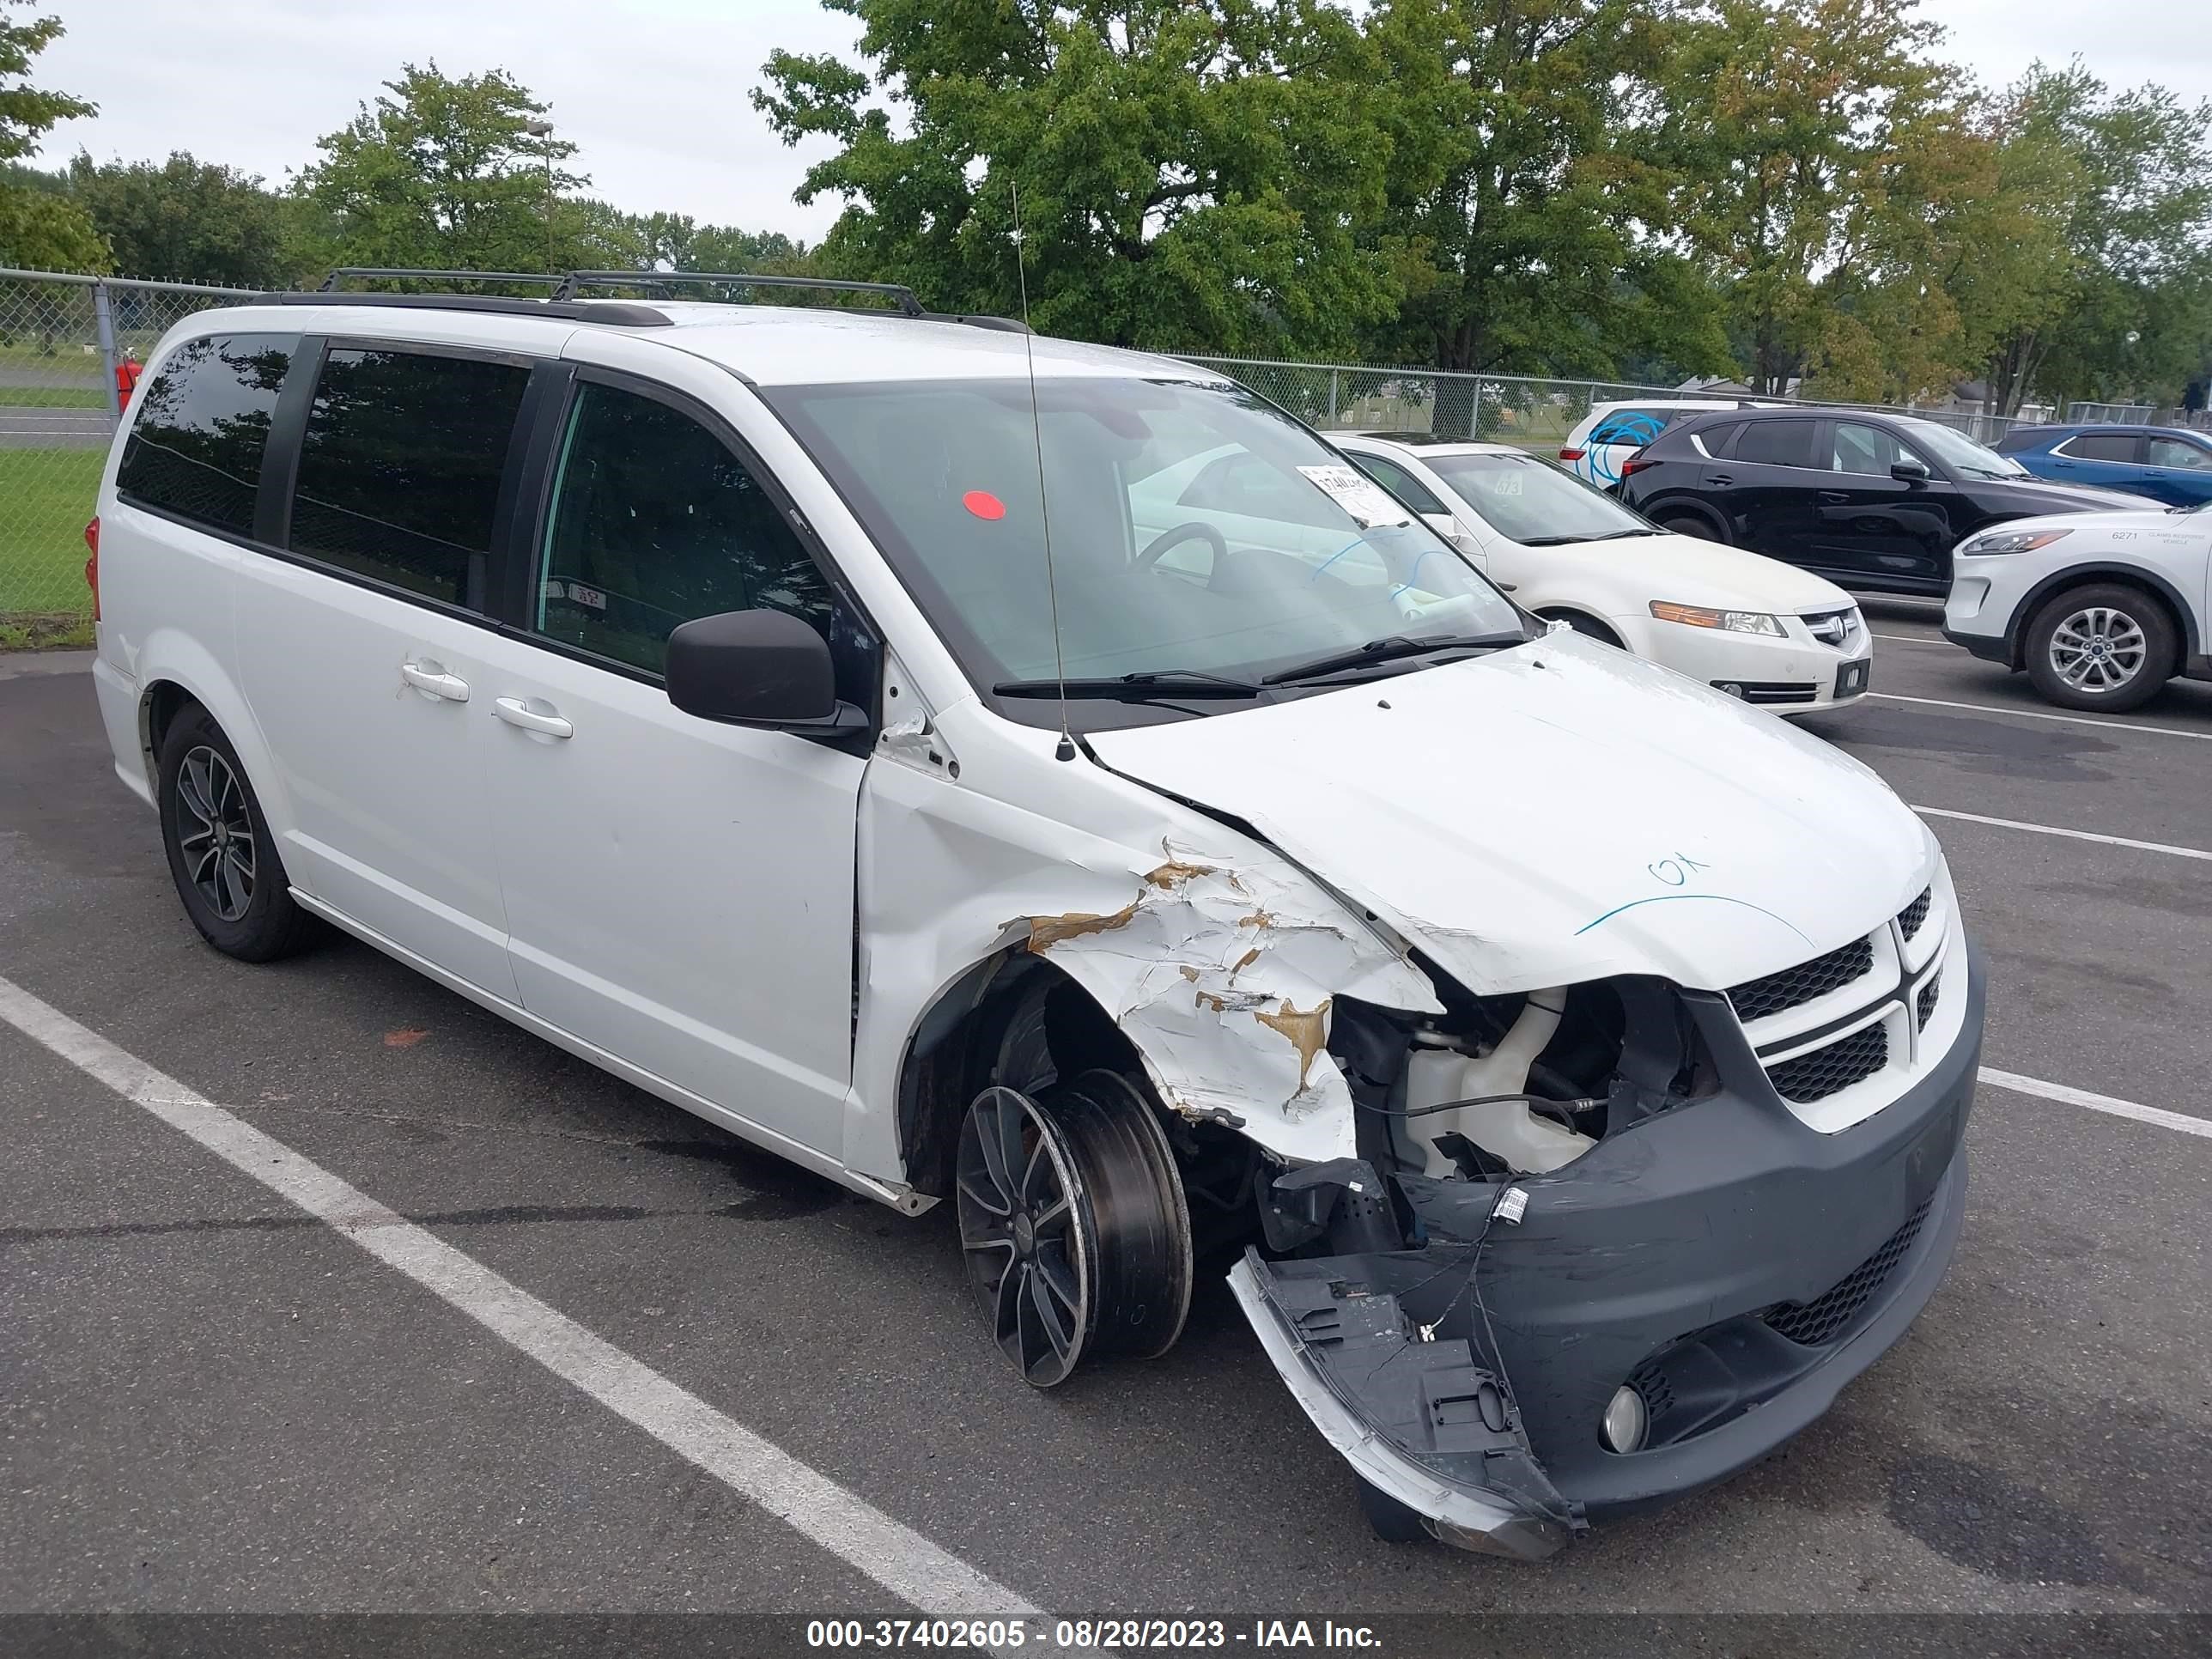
1086 634 1934 999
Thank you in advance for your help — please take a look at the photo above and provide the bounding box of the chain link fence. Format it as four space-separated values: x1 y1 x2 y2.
0 269 256 647
1177 356 2064 448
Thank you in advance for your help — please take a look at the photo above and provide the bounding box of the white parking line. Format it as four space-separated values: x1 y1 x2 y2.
1871 691 2212 740
1979 1068 2212 1140
1872 633 1943 644
0 974 1043 1628
1912 805 2212 862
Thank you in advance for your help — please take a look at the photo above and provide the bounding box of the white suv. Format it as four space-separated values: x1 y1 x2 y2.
87 282 1981 1557
1559 397 1775 489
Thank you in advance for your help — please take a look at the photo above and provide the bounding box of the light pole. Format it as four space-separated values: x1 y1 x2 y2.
525 118 555 274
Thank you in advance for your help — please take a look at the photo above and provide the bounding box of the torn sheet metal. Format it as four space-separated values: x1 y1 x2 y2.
1016 842 1440 1164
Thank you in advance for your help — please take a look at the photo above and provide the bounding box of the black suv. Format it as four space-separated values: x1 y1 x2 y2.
1617 408 2144 596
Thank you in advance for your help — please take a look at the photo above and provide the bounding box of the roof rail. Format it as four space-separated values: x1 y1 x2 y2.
319 268 563 291
252 290 673 327
554 269 926 316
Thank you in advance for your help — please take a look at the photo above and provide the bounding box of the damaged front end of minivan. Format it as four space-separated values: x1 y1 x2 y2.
1000 835 1980 1558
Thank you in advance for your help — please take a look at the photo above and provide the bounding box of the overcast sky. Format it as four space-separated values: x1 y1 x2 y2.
27 0 2212 247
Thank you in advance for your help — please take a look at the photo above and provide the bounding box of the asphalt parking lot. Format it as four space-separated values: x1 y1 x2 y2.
3 607 2209 1649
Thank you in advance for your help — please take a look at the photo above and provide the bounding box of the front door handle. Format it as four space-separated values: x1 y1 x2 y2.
493 696 573 739
401 661 470 702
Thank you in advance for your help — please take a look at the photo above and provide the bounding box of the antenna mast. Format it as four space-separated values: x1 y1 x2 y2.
1011 176 1077 763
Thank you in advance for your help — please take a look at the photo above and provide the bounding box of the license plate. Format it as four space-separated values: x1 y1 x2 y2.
1836 659 1870 697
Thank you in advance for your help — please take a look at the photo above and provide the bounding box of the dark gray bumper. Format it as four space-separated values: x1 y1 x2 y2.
1233 944 1985 1554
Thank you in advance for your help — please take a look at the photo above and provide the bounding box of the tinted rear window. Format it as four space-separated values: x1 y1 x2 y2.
289 349 530 606
1734 418 1819 468
116 333 295 538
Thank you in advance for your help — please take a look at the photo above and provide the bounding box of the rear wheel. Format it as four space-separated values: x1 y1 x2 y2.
155 705 319 961
1654 512 1725 544
954 1071 1193 1389
2022 582 2178 713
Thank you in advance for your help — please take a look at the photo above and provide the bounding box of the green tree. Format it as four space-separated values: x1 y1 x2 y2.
0 0 106 270
64 152 289 286
1976 64 2212 414
1655 0 1984 399
1361 0 1730 385
295 63 583 279
756 0 1405 354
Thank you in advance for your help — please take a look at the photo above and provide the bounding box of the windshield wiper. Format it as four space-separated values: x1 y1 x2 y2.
1260 632 1521 686
994 670 1263 700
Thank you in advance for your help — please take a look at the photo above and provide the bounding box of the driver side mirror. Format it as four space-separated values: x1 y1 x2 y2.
665 608 862 733
1892 459 1931 483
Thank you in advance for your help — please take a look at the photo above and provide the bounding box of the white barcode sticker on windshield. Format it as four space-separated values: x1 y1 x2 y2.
1297 465 1413 529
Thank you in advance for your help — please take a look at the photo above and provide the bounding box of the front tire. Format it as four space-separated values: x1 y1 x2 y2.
2022 583 2177 713
156 705 319 961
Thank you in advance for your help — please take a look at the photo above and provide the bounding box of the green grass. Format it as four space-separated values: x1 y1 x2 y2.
0 385 109 408
0 447 103 629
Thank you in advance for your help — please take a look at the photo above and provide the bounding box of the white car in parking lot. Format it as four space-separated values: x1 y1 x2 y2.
1944 502 2212 711
86 282 1978 1557
1557 398 1774 489
1336 435 1873 715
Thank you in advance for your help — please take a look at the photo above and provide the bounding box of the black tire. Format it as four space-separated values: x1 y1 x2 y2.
155 703 319 962
2021 582 2179 714
1357 1478 1432 1545
1536 609 1624 647
1655 511 1726 544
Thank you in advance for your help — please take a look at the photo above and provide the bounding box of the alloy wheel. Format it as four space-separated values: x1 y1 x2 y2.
957 1085 1096 1388
174 744 257 922
2047 605 2147 693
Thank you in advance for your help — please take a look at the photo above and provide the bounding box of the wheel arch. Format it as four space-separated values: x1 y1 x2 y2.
1637 495 1731 543
130 632 289 832
2004 563 2201 670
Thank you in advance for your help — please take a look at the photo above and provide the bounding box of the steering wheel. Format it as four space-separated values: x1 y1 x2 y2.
1133 520 1231 577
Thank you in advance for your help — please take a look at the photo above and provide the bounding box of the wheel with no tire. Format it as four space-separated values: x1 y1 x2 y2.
1536 610 1623 647
955 1071 1194 1389
2022 582 2177 713
156 705 319 961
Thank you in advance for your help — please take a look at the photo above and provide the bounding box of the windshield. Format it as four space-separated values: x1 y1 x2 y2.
1421 451 1658 544
1900 421 2028 480
765 377 1522 725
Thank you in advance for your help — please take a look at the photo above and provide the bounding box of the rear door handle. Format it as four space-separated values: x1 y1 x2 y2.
493 696 573 739
400 661 470 702
1820 490 1851 503
1704 472 1734 487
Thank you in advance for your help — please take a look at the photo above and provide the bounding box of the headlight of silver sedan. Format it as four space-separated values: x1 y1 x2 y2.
1957 527 2072 556
1648 602 1787 636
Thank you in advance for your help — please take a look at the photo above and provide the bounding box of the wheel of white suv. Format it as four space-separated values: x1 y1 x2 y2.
2022 582 2179 714
955 1071 1193 1389
155 705 319 961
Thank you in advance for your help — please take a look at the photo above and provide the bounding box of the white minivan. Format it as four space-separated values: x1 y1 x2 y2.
87 282 1981 1558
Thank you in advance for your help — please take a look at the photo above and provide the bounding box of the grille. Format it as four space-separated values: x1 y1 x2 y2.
1917 973 1941 1031
1767 1022 1888 1104
1628 1362 1674 1419
1804 608 1858 647
1727 937 1875 1023
1898 886 1933 941
1764 1197 1933 1346
1711 679 1819 705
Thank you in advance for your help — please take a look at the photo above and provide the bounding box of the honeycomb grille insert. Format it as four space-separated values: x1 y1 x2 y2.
1898 886 1933 941
1767 1022 1888 1104
1727 937 1875 1024
1764 1197 1933 1346
1917 973 1941 1031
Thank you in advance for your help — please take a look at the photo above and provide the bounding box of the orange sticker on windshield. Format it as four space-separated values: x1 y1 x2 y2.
963 490 1006 520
